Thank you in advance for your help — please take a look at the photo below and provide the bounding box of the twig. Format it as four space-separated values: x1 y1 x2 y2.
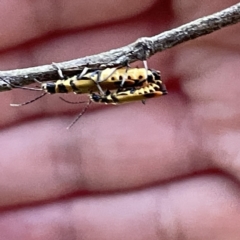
0 2 240 92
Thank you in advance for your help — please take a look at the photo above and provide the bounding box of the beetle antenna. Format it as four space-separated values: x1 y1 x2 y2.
10 92 47 106
59 96 87 104
67 100 92 129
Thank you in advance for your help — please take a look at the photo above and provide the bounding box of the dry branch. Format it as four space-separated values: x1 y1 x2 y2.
0 2 240 92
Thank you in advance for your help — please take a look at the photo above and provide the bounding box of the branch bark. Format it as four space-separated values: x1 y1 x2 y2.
0 2 240 92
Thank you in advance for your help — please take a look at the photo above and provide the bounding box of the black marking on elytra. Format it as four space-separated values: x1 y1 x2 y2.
138 79 147 86
144 93 156 98
58 83 68 93
105 89 111 96
78 76 91 80
134 80 141 85
45 82 57 94
113 81 122 87
147 74 154 82
111 94 119 103
70 80 79 92
152 71 161 80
